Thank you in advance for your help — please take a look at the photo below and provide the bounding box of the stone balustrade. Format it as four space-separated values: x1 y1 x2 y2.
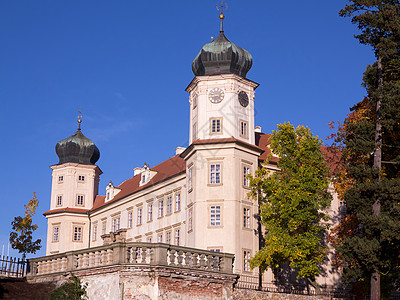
28 242 234 277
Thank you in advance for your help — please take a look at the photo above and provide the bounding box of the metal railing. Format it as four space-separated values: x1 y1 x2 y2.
28 242 235 277
235 274 353 298
0 255 27 278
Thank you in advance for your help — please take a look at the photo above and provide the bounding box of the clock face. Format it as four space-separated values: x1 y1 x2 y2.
238 91 249 107
208 88 225 103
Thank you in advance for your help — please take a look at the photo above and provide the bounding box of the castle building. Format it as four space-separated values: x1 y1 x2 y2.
43 13 340 283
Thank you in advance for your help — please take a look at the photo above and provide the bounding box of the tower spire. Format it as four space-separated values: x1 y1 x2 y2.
217 1 227 33
77 109 82 131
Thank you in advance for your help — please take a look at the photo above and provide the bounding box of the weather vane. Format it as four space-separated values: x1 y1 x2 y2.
216 1 228 32
78 109 82 130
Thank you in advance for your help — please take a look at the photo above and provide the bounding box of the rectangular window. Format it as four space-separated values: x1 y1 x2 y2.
243 166 250 187
240 120 248 138
210 164 221 184
210 118 222 134
58 176 63 182
137 207 143 225
166 231 171 244
188 168 193 191
93 224 97 241
210 205 221 226
158 233 163 243
57 195 62 206
174 229 180 246
158 200 164 218
102 221 107 235
78 175 85 181
53 227 59 242
192 122 197 141
76 195 84 206
243 208 250 228
148 204 153 222
73 226 82 242
128 211 133 228
175 193 181 212
188 208 193 232
243 250 251 272
167 196 172 215
112 217 120 232
146 236 152 243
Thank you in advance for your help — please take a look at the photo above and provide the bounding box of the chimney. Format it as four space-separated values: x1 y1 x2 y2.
175 147 186 155
254 126 262 133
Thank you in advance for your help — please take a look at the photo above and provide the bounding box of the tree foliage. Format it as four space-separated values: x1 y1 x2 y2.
50 274 88 300
9 192 41 258
329 1 400 295
248 123 332 285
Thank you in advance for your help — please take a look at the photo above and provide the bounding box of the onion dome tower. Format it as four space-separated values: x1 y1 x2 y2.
191 11 253 78
45 112 102 255
55 117 100 165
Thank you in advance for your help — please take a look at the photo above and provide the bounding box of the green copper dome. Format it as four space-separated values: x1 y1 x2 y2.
191 31 253 78
55 129 100 165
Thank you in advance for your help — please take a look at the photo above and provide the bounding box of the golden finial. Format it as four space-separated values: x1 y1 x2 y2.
211 36 214 41
77 109 82 130
216 1 228 32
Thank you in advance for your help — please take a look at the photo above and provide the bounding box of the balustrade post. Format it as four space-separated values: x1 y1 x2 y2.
66 251 75 272
221 253 234 273
112 242 126 265
151 243 168 266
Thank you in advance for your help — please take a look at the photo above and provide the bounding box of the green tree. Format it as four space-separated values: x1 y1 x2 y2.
9 192 41 259
338 1 400 298
248 123 332 290
50 274 88 300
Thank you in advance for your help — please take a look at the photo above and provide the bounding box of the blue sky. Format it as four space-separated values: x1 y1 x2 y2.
0 1 375 258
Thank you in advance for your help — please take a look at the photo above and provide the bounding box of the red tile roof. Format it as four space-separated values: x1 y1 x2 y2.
91 154 186 212
43 207 89 216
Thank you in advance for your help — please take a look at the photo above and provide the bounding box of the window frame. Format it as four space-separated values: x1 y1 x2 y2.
188 207 193 232
56 195 63 207
158 199 164 218
209 163 222 185
92 223 98 241
137 207 143 226
76 195 85 206
243 207 251 229
52 226 60 242
127 210 133 228
243 250 252 273
209 205 222 227
147 203 153 222
166 195 173 215
175 193 181 212
174 228 180 246
239 119 249 139
242 165 251 188
112 216 121 232
166 231 172 244
209 117 223 135
73 226 83 242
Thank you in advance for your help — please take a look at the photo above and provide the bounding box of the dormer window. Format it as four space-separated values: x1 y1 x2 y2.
105 180 121 202
135 163 157 187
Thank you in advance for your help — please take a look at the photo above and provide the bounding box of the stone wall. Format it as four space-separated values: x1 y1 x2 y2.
29 265 238 300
